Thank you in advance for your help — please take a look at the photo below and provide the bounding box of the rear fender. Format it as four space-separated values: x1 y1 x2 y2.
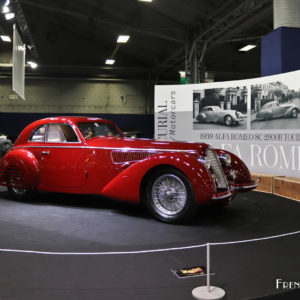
101 152 215 203
0 149 39 190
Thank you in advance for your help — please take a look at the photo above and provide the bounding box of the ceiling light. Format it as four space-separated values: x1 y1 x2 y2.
27 61 38 69
138 0 153 2
0 35 11 42
239 44 257 52
105 59 115 65
2 0 10 12
2 6 9 13
5 12 14 20
117 35 130 43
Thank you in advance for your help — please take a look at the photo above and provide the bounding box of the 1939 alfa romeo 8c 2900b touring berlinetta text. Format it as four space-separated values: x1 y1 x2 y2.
0 117 257 223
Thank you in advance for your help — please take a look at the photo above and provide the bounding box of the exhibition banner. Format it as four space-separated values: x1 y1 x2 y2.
155 70 300 177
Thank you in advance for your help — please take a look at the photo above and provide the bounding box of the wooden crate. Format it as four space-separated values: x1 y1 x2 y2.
273 177 300 201
251 173 282 194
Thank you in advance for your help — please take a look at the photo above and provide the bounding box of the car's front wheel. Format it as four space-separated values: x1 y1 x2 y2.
224 115 233 126
291 108 298 118
8 187 35 201
145 167 197 223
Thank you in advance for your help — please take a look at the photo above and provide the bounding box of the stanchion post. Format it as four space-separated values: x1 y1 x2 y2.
192 243 225 300
207 242 210 293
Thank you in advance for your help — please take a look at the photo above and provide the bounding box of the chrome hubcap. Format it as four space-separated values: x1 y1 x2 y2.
152 174 187 215
225 116 232 125
292 109 297 117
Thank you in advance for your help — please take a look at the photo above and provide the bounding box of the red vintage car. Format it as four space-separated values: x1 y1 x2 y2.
0 117 257 223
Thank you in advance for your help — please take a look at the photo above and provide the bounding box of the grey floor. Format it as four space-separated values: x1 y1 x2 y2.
0 188 299 300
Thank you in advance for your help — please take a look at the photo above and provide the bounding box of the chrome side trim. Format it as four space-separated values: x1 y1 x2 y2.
12 145 198 154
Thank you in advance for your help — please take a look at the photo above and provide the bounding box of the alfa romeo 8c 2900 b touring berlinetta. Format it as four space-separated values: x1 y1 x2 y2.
0 117 257 223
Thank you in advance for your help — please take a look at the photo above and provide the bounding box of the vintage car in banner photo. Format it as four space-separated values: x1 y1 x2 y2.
0 117 257 223
196 106 245 126
256 101 299 120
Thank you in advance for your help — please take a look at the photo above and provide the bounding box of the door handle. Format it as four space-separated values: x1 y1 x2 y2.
41 151 50 155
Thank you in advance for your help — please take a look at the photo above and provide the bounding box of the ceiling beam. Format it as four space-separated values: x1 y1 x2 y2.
12 0 38 57
21 0 185 44
188 0 272 63
35 13 150 67
207 5 272 52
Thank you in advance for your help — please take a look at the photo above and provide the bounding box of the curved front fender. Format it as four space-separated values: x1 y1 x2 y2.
101 152 215 203
215 149 252 184
0 149 39 190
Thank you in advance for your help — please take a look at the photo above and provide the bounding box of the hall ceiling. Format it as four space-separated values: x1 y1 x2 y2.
0 0 273 82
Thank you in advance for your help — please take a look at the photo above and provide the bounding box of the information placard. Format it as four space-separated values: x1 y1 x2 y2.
155 71 300 177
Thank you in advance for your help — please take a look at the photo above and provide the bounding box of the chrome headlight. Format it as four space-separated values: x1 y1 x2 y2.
197 156 211 170
229 169 238 180
219 153 231 166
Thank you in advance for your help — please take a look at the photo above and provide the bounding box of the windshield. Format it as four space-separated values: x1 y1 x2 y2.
78 122 122 139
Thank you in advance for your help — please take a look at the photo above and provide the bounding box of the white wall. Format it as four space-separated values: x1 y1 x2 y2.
0 77 154 115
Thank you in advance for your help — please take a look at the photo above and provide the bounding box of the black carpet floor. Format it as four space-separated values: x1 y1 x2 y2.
0 187 299 300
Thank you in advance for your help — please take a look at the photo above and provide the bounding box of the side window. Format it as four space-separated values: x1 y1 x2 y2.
46 124 79 143
60 125 79 142
30 125 46 142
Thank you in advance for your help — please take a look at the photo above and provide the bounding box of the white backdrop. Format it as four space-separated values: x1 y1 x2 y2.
155 70 300 178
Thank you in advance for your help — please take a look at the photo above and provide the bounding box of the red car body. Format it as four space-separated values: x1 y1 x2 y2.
0 116 257 223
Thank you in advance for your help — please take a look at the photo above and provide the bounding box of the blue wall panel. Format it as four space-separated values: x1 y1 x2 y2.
261 27 300 76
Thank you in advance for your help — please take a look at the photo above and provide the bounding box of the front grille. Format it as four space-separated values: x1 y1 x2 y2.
206 148 228 189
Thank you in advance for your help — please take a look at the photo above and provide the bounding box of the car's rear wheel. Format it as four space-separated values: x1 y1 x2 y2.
8 187 35 201
145 167 197 223
291 108 298 118
224 115 233 126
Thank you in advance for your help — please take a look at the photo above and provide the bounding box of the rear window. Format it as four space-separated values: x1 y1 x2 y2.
46 124 79 142
29 124 79 143
30 125 46 142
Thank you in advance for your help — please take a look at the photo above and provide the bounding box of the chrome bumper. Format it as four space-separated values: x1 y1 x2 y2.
212 190 232 201
229 180 258 192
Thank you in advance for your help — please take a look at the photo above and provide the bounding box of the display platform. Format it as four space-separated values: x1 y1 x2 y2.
0 187 299 300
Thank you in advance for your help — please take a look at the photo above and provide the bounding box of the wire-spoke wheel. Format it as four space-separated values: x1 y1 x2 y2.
152 174 187 216
145 167 197 223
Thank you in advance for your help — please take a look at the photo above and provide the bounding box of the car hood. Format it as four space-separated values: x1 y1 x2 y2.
280 103 296 108
86 137 208 156
224 110 240 115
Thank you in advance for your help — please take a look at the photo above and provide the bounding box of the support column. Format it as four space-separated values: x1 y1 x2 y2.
261 0 300 76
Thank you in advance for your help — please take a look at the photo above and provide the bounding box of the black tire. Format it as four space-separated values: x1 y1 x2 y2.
8 187 35 201
196 113 206 123
291 108 298 118
0 138 13 159
144 167 197 223
224 115 233 126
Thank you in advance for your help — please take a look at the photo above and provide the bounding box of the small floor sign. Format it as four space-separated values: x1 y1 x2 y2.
171 266 214 279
